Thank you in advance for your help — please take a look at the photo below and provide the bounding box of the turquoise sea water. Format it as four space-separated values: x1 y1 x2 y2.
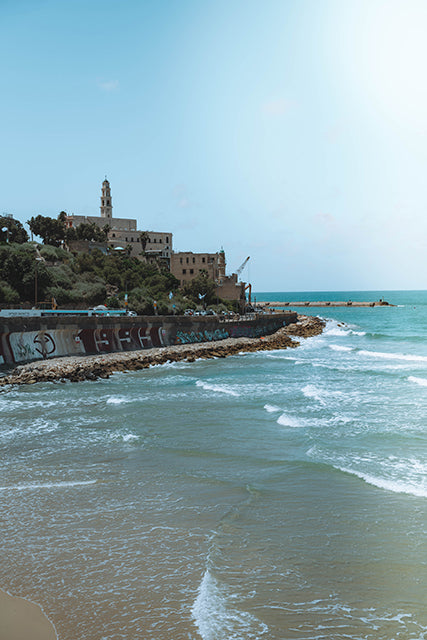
0 290 426 639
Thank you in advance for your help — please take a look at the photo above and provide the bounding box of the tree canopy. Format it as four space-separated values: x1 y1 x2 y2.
0 216 29 244
27 214 65 246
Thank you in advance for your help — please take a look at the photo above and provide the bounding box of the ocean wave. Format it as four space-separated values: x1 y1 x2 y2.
196 380 240 396
359 349 427 363
0 480 97 492
329 344 353 352
301 384 346 405
106 396 132 404
191 569 268 640
408 376 427 387
336 466 427 498
264 404 281 413
122 433 139 442
277 413 302 428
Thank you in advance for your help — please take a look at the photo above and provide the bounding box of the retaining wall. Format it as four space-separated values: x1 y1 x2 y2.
0 312 297 365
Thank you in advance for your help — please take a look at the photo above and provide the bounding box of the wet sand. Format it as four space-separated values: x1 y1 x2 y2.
0 589 57 640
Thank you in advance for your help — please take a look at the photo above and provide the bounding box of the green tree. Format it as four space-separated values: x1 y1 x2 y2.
138 231 150 253
28 214 65 246
76 222 107 242
0 216 29 244
182 271 217 305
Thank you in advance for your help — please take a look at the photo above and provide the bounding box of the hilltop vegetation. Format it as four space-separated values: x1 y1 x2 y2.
0 241 225 314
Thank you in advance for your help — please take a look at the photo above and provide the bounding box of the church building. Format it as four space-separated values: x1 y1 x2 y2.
65 180 172 265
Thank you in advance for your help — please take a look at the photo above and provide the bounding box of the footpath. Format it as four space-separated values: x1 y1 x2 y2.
0 315 325 387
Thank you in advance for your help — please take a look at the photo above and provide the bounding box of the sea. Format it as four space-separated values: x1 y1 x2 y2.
0 290 426 640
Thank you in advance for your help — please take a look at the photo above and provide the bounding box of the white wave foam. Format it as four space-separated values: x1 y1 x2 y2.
329 344 353 352
408 376 427 387
277 413 302 428
359 349 427 363
106 396 130 404
324 323 350 337
122 433 139 442
196 380 239 396
0 480 97 492
191 569 268 640
302 384 327 405
264 404 281 413
336 466 427 498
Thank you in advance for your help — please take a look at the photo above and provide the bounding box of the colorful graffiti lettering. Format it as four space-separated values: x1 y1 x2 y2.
176 328 229 344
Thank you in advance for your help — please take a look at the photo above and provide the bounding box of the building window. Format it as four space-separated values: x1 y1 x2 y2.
107 200 110 205
192 257 195 263
202 257 206 263
180 257 183 264
186 257 189 264
125 237 128 242
183 269 186 274
190 269 194 274
153 238 156 243
166 237 169 242
159 238 162 243
112 233 115 238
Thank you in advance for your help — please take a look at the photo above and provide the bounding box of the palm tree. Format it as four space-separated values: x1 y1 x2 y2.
139 231 150 252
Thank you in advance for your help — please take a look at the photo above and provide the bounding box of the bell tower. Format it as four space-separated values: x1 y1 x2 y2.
100 178 112 219
218 248 226 280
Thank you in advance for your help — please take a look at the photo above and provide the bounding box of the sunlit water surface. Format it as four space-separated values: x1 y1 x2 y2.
1 290 426 639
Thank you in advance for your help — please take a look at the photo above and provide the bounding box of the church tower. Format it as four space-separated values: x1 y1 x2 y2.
218 248 226 280
100 178 113 220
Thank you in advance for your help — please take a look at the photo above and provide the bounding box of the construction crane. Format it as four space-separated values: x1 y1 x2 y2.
234 256 252 306
235 256 250 277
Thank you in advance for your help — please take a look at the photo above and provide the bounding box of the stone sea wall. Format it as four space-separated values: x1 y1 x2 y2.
0 315 325 387
0 312 297 366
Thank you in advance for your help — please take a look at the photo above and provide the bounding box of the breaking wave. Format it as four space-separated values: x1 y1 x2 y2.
191 569 268 640
196 381 240 396
408 376 427 387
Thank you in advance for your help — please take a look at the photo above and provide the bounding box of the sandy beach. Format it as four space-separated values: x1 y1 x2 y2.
0 589 57 640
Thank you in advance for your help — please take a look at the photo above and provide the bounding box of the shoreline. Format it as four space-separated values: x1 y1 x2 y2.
0 588 57 640
0 315 325 387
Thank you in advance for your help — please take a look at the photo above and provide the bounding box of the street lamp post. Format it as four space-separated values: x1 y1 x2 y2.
34 256 43 308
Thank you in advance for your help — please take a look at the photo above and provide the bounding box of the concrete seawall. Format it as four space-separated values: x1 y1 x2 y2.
0 312 297 366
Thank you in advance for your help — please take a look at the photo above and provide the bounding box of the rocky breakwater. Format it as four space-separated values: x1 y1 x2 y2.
0 315 325 387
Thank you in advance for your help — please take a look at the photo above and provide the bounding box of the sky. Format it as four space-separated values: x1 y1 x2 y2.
1 0 426 292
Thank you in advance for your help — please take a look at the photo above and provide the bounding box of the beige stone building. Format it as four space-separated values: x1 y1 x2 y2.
171 248 246 303
65 180 172 264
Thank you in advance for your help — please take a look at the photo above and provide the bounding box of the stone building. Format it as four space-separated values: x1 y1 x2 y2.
170 248 246 303
170 250 224 284
65 180 172 265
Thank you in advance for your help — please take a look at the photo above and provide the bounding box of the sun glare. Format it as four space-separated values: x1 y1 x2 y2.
359 1 427 128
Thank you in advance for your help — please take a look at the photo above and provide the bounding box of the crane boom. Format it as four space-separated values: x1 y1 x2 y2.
235 256 250 277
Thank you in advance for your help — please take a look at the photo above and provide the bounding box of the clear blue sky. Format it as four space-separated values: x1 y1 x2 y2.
1 0 426 291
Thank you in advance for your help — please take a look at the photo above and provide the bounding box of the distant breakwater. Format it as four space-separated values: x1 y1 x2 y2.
0 312 297 366
0 315 324 386
262 299 393 308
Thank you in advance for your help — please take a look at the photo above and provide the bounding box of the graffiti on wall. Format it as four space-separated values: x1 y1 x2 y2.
229 323 281 338
4 324 169 364
175 328 229 345
0 315 291 364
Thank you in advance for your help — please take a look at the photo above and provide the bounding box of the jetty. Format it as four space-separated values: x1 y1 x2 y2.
260 300 393 309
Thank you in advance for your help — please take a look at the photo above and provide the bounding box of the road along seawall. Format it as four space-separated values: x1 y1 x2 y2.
0 312 297 366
